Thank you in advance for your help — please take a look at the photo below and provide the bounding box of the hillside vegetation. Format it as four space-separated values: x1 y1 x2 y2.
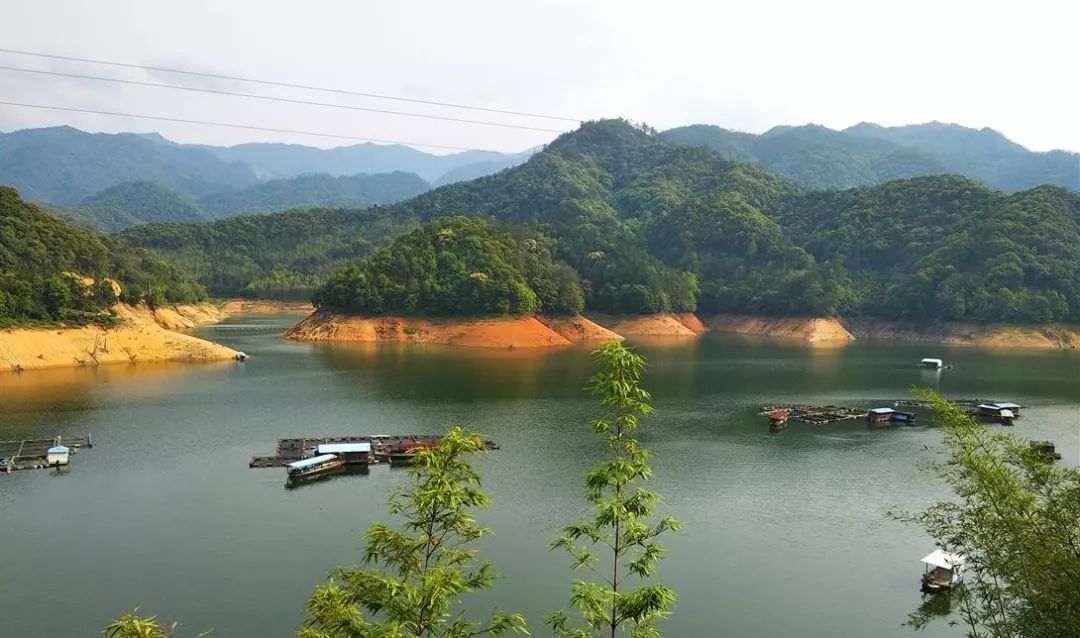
123 120 1080 323
314 216 583 316
0 187 206 326
663 122 1079 192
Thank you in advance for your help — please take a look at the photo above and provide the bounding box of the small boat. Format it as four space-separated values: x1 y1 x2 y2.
235 352 248 361
387 441 438 465
1029 440 1062 462
920 358 944 369
286 454 344 480
767 409 790 432
977 403 1020 424
920 549 965 593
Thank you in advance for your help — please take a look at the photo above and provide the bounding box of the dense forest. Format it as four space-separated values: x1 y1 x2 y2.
111 119 1080 322
117 206 414 299
314 216 583 316
41 172 432 232
663 122 1080 192
0 187 206 326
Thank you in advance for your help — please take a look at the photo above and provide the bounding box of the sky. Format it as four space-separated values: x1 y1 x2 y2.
0 0 1077 154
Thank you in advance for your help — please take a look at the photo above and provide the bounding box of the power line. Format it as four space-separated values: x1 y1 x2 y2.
0 64 568 134
0 100 513 152
0 47 584 123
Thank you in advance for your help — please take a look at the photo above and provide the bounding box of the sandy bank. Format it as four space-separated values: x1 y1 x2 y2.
283 311 573 348
589 314 701 337
1 304 237 372
538 315 623 342
843 319 1080 349
704 314 855 343
220 299 315 315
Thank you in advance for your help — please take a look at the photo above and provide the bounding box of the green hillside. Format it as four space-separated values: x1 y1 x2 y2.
79 181 206 231
122 119 1080 322
0 187 206 326
315 216 583 316
198 171 429 217
777 177 1080 322
663 122 1079 192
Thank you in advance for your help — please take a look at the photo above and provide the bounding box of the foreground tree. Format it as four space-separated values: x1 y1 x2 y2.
548 342 680 638
899 389 1080 638
299 427 527 638
102 609 207 638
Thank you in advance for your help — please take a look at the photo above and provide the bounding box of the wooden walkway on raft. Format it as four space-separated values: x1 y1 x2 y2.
759 405 867 425
249 434 498 468
0 435 93 473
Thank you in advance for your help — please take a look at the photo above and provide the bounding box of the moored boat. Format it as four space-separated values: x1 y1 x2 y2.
767 409 790 432
920 549 965 593
286 453 345 480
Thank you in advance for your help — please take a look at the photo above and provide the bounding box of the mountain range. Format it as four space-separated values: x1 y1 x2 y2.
0 126 535 207
662 122 1078 192
118 119 1080 325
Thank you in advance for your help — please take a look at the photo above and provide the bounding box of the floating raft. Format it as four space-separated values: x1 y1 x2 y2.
759 405 867 425
0 435 93 473
249 434 498 468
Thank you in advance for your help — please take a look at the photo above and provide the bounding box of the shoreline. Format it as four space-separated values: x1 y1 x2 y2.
281 308 1080 351
0 302 237 372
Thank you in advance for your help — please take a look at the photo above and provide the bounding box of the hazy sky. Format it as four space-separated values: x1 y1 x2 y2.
1 0 1077 154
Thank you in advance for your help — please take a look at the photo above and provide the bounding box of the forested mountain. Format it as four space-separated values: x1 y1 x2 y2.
315 216 583 316
663 122 1079 192
776 177 1080 322
0 125 528 209
198 171 429 217
192 141 532 184
0 187 206 326
78 182 206 231
0 126 258 205
117 206 408 298
122 119 1080 323
43 172 430 232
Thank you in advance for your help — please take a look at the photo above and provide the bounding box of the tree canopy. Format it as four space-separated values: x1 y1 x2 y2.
0 187 206 326
313 216 583 317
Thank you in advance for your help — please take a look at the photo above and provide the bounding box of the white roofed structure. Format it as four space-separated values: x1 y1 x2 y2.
318 443 372 455
921 549 965 570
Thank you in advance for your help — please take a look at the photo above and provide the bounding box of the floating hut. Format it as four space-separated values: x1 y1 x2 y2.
317 442 373 465
920 358 944 369
45 445 71 467
920 549 965 593
867 407 896 424
286 454 345 480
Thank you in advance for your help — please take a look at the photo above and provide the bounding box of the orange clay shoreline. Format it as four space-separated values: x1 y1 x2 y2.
0 303 236 372
283 309 1080 350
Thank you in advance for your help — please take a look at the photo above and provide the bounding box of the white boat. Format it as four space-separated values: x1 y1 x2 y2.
920 358 944 369
920 549 965 592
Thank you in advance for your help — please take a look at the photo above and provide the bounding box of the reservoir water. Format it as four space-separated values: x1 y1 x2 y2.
1 314 1077 637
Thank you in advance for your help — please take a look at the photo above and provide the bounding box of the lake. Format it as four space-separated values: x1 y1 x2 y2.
1 314 1077 637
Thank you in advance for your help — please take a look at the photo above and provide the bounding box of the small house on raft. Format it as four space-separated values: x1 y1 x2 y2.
45 445 71 467
317 442 373 465
977 402 1022 424
867 407 917 424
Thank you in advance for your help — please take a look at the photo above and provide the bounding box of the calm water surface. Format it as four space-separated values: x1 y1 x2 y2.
1 315 1078 637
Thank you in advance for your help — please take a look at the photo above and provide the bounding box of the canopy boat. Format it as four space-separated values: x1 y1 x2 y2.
286 454 345 480
920 358 944 369
920 549 965 593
